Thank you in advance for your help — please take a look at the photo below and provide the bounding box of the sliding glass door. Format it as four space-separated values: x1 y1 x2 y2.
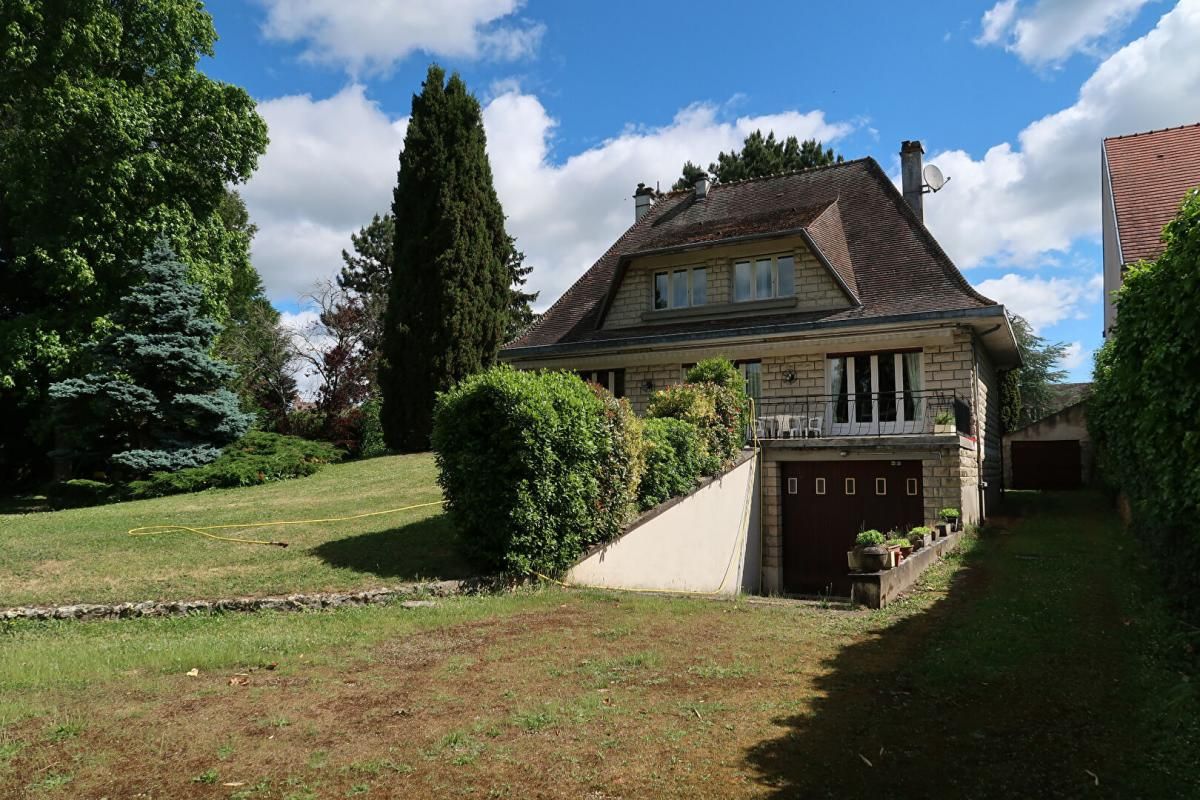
828 351 923 434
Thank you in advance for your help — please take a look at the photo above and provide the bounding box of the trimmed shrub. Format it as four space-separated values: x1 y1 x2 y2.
433 366 638 576
128 432 341 499
649 359 749 475
47 479 118 509
638 418 704 510
590 385 646 540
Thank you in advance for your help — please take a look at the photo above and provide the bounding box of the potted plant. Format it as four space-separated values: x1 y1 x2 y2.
888 535 912 565
939 507 961 532
933 410 955 435
908 526 933 550
853 530 889 572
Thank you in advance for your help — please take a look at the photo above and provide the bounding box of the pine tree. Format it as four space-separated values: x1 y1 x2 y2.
672 131 843 189
380 66 513 452
49 240 253 475
337 213 394 357
506 236 539 341
999 314 1068 432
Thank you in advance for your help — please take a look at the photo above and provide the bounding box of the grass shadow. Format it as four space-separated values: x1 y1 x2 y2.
311 513 475 581
742 491 1199 798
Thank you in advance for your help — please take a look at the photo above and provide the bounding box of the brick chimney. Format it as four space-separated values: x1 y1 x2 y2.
900 140 925 221
633 183 655 222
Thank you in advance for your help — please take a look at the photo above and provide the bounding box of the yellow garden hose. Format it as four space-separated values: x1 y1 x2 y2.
127 500 447 548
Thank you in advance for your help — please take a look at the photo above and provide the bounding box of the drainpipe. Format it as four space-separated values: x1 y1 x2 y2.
972 337 984 521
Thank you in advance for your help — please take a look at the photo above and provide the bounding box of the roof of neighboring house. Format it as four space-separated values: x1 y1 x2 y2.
1047 382 1091 414
1104 122 1200 265
505 157 998 353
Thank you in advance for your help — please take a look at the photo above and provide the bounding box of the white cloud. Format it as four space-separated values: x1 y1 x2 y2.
244 85 851 309
241 85 407 302
975 0 1153 66
258 0 542 75
973 273 1102 330
924 0 1200 269
1060 341 1090 369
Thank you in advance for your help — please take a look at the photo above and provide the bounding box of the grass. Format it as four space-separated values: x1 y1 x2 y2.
0 492 1196 798
0 454 472 607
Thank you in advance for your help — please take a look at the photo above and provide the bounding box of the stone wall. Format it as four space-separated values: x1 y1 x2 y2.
760 458 783 594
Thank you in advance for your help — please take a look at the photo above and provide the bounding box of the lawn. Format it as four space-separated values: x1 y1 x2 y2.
1 492 1196 798
0 454 471 607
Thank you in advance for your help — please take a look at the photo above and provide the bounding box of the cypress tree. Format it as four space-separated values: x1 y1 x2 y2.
49 240 253 475
381 65 512 452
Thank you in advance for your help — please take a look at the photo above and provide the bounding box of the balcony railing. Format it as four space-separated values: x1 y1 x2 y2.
749 390 972 441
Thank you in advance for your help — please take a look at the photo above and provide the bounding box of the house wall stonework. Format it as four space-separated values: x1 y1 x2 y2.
602 239 849 330
761 458 783 594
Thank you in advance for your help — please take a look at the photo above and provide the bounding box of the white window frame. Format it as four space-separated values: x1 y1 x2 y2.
733 253 796 302
826 351 924 435
652 266 707 310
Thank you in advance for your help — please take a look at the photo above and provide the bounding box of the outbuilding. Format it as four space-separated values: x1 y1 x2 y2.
1003 384 1091 490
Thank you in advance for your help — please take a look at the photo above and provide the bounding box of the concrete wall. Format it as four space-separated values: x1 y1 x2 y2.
1101 152 1121 337
1002 403 1092 486
565 454 760 595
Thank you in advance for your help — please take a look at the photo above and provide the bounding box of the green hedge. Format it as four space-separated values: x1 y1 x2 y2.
432 366 641 576
1090 188 1200 618
646 360 748 475
638 417 703 510
127 431 342 499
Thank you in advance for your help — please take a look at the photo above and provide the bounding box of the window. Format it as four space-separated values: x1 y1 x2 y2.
845 477 856 495
733 253 797 302
827 350 924 433
577 369 626 398
815 477 826 495
653 266 707 310
875 478 887 496
787 477 798 495
906 478 919 496
737 360 762 407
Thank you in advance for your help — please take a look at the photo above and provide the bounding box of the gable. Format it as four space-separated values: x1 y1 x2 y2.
602 235 854 330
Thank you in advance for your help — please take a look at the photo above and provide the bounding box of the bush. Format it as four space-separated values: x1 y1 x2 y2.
638 418 704 510
358 394 390 459
432 367 639 577
939 507 960 520
47 479 118 509
590 385 645 540
128 432 342 499
1090 188 1200 619
650 359 749 475
855 530 885 547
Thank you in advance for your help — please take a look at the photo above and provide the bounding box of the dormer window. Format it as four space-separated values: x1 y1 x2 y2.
734 254 795 302
653 266 707 310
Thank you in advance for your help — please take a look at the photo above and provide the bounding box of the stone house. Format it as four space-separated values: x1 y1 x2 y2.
500 142 1020 596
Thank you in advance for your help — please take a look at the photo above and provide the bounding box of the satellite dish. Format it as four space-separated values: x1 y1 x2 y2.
923 163 948 192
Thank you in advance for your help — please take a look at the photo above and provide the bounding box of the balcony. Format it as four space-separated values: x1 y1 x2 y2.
750 390 972 442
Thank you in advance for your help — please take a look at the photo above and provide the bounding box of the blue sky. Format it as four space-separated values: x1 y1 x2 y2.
204 1 1200 381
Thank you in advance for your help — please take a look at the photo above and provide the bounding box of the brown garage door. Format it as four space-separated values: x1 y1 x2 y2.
1011 440 1081 490
782 460 925 596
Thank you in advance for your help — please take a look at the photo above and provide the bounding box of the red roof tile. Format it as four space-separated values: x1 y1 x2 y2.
505 158 996 351
1104 123 1200 265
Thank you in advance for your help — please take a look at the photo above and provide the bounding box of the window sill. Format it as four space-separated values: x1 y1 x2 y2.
641 296 798 322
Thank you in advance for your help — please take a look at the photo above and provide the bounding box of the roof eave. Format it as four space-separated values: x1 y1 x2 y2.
502 304 1012 362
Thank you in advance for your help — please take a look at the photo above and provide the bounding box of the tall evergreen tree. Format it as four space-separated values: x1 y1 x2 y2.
672 131 843 190
380 66 512 452
999 314 1068 432
337 213 394 357
506 237 539 341
49 241 253 475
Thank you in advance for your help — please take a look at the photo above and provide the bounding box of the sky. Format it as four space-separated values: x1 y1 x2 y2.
203 0 1200 382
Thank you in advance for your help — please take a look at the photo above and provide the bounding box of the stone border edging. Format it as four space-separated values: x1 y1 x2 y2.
1 577 505 623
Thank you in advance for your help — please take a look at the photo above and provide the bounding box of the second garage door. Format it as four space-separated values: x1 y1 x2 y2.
1010 440 1081 489
781 460 925 596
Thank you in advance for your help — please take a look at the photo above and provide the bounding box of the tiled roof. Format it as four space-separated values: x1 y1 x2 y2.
505 158 996 351
1104 123 1200 265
